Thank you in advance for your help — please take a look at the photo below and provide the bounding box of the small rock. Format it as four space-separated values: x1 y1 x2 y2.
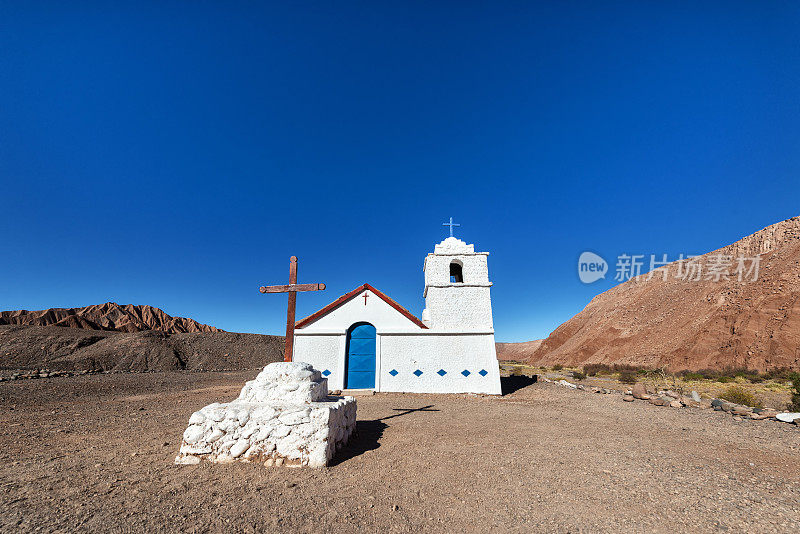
623 395 635 402
669 400 682 408
631 383 648 400
691 391 701 402
733 416 743 422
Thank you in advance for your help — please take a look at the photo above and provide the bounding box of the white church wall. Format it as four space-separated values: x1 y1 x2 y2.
293 331 502 394
293 334 344 389
378 333 501 394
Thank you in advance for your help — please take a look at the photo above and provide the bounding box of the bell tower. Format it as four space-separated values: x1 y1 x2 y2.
421 230 494 331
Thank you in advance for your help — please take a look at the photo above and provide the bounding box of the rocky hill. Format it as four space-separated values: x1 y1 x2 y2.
0 303 221 334
525 216 800 371
0 325 283 372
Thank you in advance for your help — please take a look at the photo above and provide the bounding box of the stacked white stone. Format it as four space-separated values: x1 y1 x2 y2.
175 362 356 468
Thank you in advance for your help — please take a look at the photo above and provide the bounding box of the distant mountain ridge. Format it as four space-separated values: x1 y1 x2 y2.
496 340 543 361
0 303 222 334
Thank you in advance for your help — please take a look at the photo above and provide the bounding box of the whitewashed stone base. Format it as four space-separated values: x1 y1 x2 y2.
175 362 356 468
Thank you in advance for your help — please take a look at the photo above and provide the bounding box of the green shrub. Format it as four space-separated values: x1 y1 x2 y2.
719 385 763 409
717 376 733 384
696 369 720 380
552 364 563 371
788 372 800 412
571 371 586 381
679 371 704 381
618 370 637 384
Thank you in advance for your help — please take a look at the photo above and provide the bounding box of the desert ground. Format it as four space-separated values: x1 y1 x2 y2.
1 371 799 533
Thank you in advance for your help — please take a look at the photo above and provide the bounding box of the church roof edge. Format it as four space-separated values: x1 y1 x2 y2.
295 283 428 329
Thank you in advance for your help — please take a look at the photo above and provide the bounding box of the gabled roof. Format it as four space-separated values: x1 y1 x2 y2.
295 283 428 329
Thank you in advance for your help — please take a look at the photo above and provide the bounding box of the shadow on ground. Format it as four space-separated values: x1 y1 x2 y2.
330 405 439 466
501 374 538 395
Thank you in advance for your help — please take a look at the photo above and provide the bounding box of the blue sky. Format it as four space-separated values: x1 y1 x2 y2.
1 2 799 341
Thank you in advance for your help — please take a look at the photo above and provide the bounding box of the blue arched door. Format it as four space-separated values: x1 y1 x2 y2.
345 323 376 389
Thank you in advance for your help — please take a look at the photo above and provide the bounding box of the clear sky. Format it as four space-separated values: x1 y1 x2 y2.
1 2 799 341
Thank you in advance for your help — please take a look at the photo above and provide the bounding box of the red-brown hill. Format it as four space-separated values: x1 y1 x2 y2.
521 216 800 371
0 303 221 334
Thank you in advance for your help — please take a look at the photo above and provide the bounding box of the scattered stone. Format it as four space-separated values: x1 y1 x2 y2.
711 399 724 410
557 380 577 389
623 395 634 402
691 391 701 402
733 416 743 422
631 383 648 400
732 406 752 417
665 390 680 399
669 400 682 408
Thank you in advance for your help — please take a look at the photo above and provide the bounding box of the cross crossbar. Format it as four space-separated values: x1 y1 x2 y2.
259 283 326 293
258 256 325 362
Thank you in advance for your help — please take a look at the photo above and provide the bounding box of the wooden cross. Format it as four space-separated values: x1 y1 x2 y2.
259 256 325 362
362 292 369 305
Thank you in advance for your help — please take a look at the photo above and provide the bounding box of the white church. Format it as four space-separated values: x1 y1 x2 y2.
292 231 502 395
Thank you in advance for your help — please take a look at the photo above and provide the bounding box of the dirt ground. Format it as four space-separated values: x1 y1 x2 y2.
1 371 799 533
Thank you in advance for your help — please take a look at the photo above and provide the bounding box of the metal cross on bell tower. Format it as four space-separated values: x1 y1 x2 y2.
442 216 461 237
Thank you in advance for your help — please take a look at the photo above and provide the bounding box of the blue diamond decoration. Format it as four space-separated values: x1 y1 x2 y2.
413 369 423 377
322 369 331 377
478 369 488 377
461 370 471 377
437 369 447 376
389 369 398 376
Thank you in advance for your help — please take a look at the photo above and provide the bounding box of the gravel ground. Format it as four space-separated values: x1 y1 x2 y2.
1 371 799 533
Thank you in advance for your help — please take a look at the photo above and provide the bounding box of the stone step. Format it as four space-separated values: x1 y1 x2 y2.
341 389 375 396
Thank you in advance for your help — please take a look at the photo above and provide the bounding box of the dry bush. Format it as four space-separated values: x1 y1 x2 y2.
571 371 586 381
788 372 800 412
719 385 763 409
552 364 563 371
618 370 637 384
583 363 612 376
